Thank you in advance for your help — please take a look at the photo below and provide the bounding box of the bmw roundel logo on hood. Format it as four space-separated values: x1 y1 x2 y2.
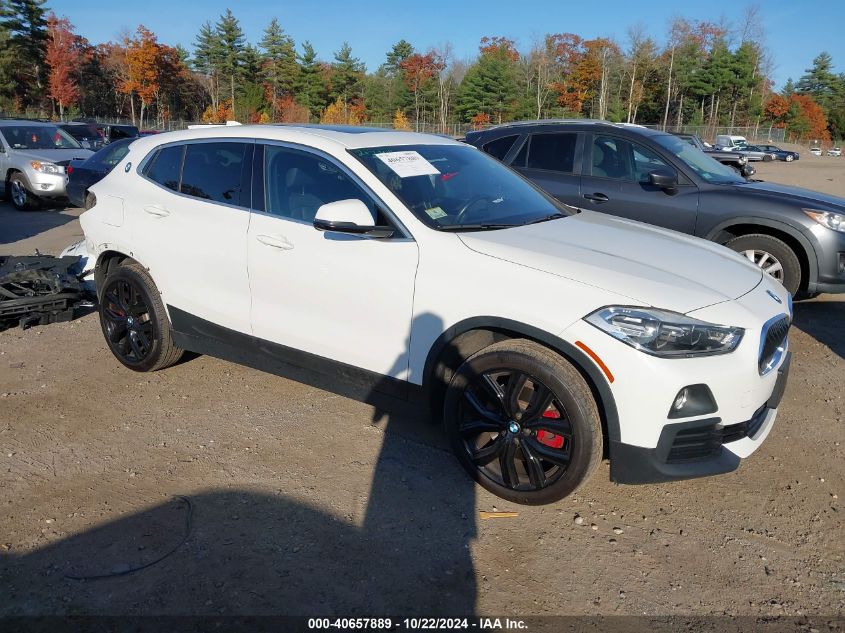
767 289 783 304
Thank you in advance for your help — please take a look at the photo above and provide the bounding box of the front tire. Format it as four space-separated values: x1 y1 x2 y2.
8 173 40 210
99 261 183 372
444 339 603 505
84 192 96 210
785 154 794 162
725 234 802 295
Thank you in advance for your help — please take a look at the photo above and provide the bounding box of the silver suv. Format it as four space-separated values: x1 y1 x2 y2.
0 119 93 210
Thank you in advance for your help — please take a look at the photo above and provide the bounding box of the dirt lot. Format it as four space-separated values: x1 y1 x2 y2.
0 156 843 621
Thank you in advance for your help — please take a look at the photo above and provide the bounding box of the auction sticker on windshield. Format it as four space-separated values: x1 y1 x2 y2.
376 151 440 178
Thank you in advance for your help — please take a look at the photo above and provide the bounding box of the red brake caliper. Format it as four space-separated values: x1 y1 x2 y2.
536 408 565 449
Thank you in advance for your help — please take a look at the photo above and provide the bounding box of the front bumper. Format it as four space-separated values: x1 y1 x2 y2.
25 168 68 198
610 352 790 484
808 225 845 294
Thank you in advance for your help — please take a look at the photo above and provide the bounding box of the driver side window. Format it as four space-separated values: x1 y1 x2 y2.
263 145 381 223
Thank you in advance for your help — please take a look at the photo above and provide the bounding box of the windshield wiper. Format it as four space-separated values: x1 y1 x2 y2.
523 212 565 225
435 223 516 232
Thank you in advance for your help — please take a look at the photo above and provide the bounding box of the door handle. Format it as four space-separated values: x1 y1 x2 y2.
256 234 294 250
143 204 170 217
583 192 609 203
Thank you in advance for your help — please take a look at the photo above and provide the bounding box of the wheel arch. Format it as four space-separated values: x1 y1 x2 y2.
705 217 818 291
94 250 138 300
421 316 620 453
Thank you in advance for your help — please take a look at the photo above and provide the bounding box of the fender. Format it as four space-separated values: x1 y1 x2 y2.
421 316 620 443
703 216 820 286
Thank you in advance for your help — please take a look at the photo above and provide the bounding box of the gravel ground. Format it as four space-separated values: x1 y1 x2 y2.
0 157 843 619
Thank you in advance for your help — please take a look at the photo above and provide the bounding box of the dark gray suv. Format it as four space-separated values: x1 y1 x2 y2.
466 120 845 296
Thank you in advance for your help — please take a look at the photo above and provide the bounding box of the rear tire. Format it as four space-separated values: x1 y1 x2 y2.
725 233 802 295
99 261 183 372
84 192 96 210
444 339 603 505
763 154 773 162
8 173 40 211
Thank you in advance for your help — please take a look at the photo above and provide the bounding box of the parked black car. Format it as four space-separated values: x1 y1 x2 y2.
97 123 140 144
65 138 132 208
675 133 755 177
756 144 800 162
58 123 104 151
466 120 845 296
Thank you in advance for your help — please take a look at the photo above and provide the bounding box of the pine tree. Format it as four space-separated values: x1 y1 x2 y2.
382 40 413 75
215 9 246 116
0 0 48 111
193 20 223 111
260 18 299 118
330 42 364 104
456 43 518 123
796 52 842 113
294 41 327 119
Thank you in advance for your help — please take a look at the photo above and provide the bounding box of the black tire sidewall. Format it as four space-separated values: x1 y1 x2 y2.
444 346 599 505
98 265 167 372
726 234 802 295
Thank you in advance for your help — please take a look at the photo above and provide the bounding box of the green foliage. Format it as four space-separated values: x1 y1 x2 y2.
330 41 364 103
456 44 518 123
294 41 327 118
260 17 298 98
0 0 48 109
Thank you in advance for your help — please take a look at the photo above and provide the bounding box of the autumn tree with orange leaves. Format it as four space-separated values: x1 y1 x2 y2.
400 52 437 130
45 13 80 119
122 26 162 128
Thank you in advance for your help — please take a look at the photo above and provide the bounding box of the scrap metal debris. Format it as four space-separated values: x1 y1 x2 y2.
0 252 95 331
479 511 519 519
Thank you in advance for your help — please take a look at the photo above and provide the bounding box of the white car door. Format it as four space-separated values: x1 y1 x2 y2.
129 140 253 335
247 143 419 383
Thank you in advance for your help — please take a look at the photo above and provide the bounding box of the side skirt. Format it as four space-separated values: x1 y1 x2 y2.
168 305 429 419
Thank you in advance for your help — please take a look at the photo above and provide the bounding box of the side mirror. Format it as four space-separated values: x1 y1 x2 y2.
313 199 394 239
648 169 678 192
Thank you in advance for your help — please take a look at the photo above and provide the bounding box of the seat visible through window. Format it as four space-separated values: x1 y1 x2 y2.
264 145 378 222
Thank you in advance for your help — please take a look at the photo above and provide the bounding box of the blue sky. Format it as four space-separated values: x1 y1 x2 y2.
50 0 845 89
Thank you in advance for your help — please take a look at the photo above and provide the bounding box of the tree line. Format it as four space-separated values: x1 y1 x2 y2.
0 0 842 142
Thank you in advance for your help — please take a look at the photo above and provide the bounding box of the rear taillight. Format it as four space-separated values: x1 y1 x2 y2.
66 165 73 175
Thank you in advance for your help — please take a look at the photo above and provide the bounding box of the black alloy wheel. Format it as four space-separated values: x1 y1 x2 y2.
457 368 573 491
101 277 155 365
444 339 602 505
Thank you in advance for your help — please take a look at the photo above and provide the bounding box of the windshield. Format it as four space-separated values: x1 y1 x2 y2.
0 125 82 150
653 134 743 184
61 125 100 141
349 144 570 230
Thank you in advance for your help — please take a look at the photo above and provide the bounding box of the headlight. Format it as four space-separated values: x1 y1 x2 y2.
30 160 62 174
803 209 845 233
585 307 744 357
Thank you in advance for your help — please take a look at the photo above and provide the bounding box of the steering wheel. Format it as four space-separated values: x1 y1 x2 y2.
454 195 493 225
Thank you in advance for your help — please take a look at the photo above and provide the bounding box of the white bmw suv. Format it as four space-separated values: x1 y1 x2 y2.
80 124 792 505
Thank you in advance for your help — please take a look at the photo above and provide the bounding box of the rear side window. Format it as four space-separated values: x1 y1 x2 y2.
180 142 251 207
527 133 577 172
482 135 518 161
144 145 183 192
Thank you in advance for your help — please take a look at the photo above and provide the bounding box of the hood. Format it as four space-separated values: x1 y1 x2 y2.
14 148 93 165
458 211 763 314
734 180 845 210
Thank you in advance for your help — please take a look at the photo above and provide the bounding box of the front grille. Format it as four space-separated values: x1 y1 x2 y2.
666 406 768 463
759 316 790 375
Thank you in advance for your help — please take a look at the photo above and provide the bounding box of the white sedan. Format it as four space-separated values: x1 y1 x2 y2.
79 125 792 504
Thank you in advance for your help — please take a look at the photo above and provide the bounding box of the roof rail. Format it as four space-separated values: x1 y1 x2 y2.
479 118 611 132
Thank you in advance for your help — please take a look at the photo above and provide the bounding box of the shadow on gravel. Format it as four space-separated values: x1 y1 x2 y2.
0 200 77 246
0 314 478 617
792 299 845 360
